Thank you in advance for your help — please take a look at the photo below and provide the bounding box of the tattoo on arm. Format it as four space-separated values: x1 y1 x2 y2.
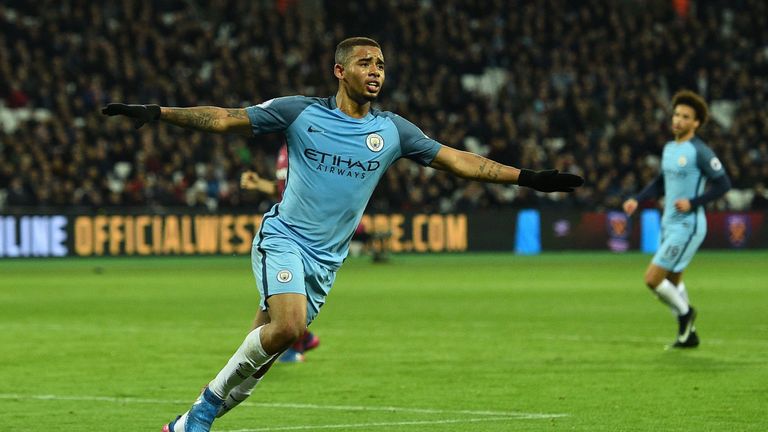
162 107 222 132
226 109 247 120
435 147 511 183
476 159 487 176
487 162 501 180
161 107 248 133
471 155 502 181
186 111 219 130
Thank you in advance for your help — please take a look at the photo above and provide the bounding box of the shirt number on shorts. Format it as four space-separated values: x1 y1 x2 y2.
664 246 680 259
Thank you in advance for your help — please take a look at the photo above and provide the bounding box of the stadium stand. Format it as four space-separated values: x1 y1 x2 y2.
1 0 766 212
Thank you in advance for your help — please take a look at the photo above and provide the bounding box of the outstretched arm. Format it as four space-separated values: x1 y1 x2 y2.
430 145 519 183
160 107 252 135
429 145 584 192
102 103 252 136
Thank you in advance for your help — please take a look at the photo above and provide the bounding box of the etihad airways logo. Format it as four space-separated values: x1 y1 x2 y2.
304 148 380 179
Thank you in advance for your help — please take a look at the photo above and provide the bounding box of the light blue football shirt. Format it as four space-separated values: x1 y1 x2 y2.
660 136 726 227
245 95 441 269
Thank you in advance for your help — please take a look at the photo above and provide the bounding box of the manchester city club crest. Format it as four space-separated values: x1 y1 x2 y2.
677 155 687 167
277 270 293 283
366 133 384 152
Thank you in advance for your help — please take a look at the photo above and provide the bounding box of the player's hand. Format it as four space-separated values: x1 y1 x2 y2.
101 103 161 129
240 171 263 190
623 198 638 216
674 199 692 213
517 169 584 193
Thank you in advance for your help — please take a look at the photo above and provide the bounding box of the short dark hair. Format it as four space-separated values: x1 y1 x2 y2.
334 37 381 66
672 89 709 127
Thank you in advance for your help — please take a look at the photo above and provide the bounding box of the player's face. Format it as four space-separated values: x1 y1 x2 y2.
671 104 699 138
339 46 385 102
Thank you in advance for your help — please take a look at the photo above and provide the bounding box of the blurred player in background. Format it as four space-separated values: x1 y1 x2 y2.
103 36 584 432
241 143 319 363
623 90 731 349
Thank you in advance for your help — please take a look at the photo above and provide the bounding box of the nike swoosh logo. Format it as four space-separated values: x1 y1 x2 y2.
678 315 695 342
307 125 324 133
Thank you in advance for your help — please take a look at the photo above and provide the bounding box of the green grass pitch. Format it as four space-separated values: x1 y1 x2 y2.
1 251 766 431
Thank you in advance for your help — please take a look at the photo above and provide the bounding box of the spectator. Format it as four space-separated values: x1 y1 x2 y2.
1 0 766 212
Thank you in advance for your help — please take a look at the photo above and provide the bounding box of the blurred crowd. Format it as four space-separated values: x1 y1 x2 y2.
1 0 767 214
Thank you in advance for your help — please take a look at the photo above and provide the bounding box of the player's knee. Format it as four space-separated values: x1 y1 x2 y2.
643 272 661 289
270 321 305 348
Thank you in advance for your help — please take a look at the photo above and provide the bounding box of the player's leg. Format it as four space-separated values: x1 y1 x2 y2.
164 241 309 432
667 272 689 303
648 227 703 347
664 226 706 348
217 309 276 418
255 293 308 352
666 271 698 346
166 312 275 430
278 328 321 363
644 263 689 316
644 263 697 348
667 273 698 348
301 330 320 352
165 294 307 432
278 336 306 362
219 246 332 419
278 256 334 362
217 349 279 418
280 256 332 365
220 311 322 414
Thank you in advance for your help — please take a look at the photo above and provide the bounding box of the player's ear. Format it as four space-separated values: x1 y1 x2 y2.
334 63 344 80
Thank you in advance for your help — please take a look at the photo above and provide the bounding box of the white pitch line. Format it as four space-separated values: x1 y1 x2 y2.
0 393 568 420
221 416 554 432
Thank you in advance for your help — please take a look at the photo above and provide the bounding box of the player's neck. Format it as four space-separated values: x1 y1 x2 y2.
674 130 695 143
335 90 371 119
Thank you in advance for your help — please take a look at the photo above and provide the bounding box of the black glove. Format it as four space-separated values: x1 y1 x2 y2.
518 169 584 193
101 103 161 129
